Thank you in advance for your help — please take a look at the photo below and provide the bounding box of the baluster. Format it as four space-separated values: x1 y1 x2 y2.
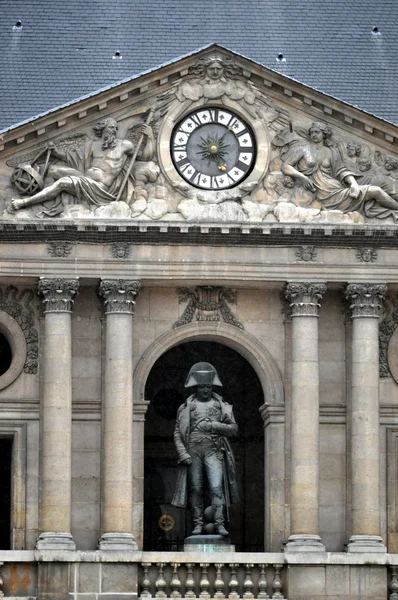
271 564 284 600
140 562 152 600
185 563 196 599
228 564 240 600
390 566 398 600
199 563 210 599
243 564 254 599
214 563 225 599
258 564 269 600
155 562 167 599
0 562 3 599
171 563 182 599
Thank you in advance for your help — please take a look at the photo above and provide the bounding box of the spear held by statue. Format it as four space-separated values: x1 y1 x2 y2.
115 106 155 202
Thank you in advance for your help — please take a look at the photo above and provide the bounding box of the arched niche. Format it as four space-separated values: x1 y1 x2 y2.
133 321 284 411
132 322 285 552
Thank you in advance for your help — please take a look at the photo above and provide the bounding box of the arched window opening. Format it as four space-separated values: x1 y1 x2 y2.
144 340 264 552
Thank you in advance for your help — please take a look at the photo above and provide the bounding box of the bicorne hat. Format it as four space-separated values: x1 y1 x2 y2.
184 362 223 388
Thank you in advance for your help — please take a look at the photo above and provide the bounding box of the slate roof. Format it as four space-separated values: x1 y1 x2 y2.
1 0 397 130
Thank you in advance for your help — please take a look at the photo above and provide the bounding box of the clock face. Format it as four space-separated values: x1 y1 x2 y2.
171 108 256 190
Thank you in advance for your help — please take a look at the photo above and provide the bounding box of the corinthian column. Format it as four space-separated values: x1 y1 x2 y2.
284 282 327 552
36 278 79 550
344 283 387 553
98 279 141 550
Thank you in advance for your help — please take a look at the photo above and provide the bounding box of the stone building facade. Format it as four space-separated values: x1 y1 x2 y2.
0 47 398 599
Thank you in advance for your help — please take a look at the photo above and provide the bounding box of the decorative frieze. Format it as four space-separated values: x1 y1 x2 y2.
99 279 141 314
47 241 73 258
37 278 79 313
173 286 243 329
284 282 327 317
344 283 387 318
295 245 317 262
356 247 377 263
111 242 131 259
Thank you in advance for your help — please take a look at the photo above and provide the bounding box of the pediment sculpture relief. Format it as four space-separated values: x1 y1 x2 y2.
2 53 398 224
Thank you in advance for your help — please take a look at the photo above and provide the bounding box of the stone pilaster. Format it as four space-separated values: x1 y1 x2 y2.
284 282 327 552
344 283 387 553
36 277 79 550
98 279 141 550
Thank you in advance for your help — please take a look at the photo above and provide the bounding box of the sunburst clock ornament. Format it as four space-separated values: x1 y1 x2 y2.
171 108 256 190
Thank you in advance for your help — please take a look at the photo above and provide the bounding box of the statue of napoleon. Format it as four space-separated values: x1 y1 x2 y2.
10 116 157 217
172 362 239 537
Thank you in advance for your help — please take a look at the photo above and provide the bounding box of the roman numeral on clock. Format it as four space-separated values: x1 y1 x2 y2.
208 109 219 123
175 156 190 169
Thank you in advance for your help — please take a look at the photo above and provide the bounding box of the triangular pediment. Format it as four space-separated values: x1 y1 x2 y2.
1 45 398 227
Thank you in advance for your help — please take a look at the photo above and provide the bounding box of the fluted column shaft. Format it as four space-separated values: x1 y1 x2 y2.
36 278 79 550
284 282 326 552
344 283 387 553
98 279 141 550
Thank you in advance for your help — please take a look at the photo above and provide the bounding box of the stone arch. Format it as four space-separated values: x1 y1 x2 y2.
133 321 284 414
0 310 27 391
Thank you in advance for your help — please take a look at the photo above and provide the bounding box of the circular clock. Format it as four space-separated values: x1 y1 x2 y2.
171 108 256 190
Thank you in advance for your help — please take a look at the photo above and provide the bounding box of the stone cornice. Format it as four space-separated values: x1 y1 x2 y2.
99 279 141 314
344 283 387 318
0 220 398 247
37 277 79 313
284 282 327 317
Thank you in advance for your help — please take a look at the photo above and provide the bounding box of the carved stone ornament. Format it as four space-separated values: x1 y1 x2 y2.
3 51 398 226
379 295 398 378
296 245 317 262
99 279 141 314
111 242 131 259
344 283 387 319
284 282 327 317
0 286 39 374
47 241 73 258
356 247 377 263
37 278 79 313
173 286 243 329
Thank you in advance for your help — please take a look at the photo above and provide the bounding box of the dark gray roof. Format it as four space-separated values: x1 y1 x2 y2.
1 0 397 129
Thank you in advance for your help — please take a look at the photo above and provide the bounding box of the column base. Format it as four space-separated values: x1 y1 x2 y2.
36 532 76 550
98 532 138 551
346 535 387 553
285 534 326 552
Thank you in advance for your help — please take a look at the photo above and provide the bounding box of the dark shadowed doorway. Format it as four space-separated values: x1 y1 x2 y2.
0 438 12 549
144 340 264 551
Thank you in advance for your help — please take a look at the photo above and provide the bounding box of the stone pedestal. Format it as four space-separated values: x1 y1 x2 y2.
344 283 387 553
98 279 141 551
36 278 79 550
284 282 326 552
184 534 235 552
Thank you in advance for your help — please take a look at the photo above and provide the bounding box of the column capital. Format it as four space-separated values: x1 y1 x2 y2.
37 278 79 313
344 283 387 318
99 279 141 314
284 282 327 317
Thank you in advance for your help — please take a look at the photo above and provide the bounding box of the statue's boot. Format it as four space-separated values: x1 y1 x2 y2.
191 506 203 535
214 505 229 537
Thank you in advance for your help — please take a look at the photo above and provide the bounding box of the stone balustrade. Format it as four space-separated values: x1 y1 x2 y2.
138 557 286 600
390 566 398 600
